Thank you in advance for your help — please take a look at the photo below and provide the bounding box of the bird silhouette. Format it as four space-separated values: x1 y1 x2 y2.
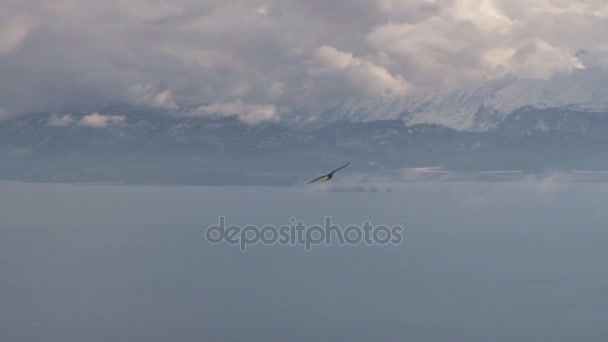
307 163 350 184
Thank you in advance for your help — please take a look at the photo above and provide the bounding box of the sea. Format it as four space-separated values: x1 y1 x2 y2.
1 180 607 341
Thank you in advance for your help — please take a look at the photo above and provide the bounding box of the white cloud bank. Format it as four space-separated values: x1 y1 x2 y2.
48 113 125 128
193 101 279 125
1 0 607 117
79 113 125 128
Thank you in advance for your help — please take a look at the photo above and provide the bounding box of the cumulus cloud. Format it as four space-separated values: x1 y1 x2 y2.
79 113 125 128
0 0 607 118
194 101 279 125
47 113 125 128
126 84 179 110
482 39 579 79
310 45 411 97
368 0 608 86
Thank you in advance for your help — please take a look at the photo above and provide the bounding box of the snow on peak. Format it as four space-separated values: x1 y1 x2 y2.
289 67 608 131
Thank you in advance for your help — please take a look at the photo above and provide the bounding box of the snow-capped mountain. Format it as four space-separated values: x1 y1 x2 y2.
288 67 608 131
4 106 608 185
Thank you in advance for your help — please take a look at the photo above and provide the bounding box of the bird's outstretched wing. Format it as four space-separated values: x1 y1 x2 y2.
307 163 350 184
307 175 326 184
328 162 350 175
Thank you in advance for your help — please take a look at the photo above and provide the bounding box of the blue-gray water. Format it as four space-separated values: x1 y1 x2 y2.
1 181 608 341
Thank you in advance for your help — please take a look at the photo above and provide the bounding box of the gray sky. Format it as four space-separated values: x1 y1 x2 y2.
1 0 607 122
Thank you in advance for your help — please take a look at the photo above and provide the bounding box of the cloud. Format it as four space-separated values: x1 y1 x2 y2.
266 82 286 99
488 40 579 79
0 0 607 119
256 6 269 16
193 101 279 125
0 107 11 121
310 45 411 97
368 0 608 86
47 114 76 127
0 12 37 55
126 84 179 110
78 113 125 128
47 113 125 128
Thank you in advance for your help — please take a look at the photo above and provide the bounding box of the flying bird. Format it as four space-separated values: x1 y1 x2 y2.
307 163 350 184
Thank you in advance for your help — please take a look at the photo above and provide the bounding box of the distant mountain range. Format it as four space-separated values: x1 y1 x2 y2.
287 67 608 131
4 66 608 185
2 103 608 185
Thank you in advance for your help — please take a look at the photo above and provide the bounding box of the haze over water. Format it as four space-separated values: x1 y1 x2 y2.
1 181 608 341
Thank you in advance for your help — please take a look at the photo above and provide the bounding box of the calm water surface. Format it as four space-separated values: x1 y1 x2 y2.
1 181 608 341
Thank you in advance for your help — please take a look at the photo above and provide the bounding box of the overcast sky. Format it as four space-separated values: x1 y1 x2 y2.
1 0 607 121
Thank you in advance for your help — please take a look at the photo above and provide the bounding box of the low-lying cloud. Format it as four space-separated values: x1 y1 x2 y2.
193 101 279 125
48 113 126 128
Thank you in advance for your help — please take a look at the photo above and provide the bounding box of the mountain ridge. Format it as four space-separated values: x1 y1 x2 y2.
3 105 608 185
287 68 608 131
